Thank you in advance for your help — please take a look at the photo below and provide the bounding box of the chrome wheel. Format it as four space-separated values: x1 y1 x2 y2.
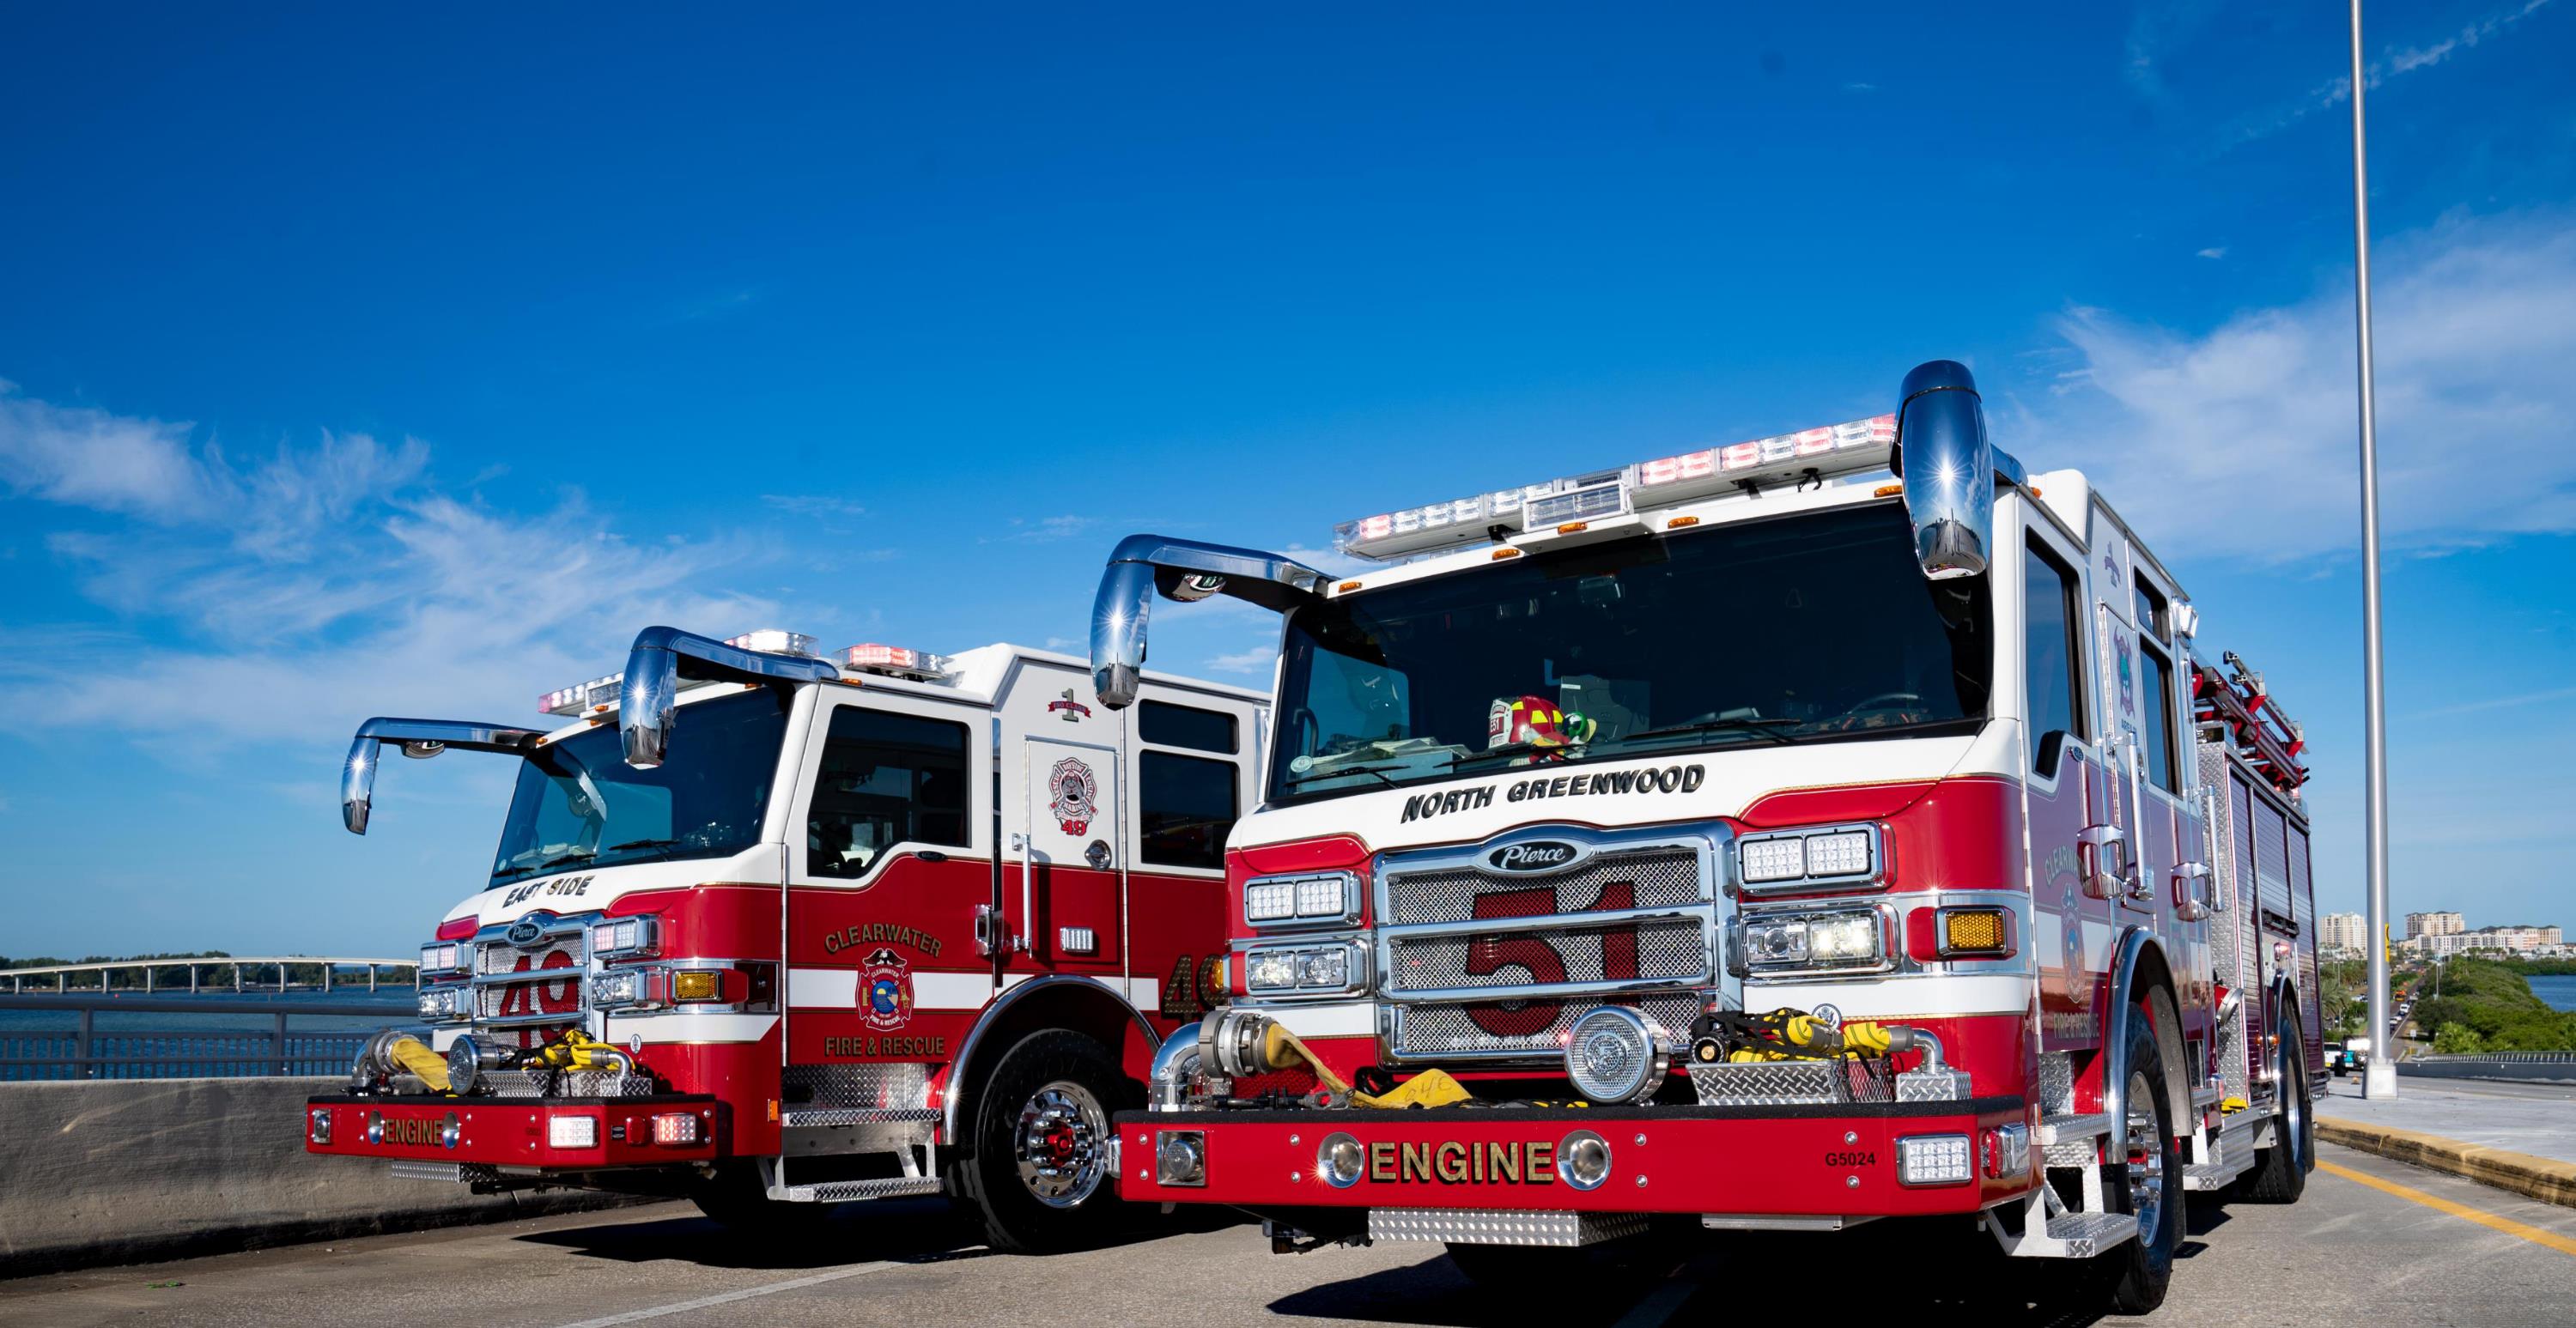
1014 1079 1108 1208
2121 1069 2165 1233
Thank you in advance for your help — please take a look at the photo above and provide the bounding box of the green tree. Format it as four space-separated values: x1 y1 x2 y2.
2433 1022 2487 1055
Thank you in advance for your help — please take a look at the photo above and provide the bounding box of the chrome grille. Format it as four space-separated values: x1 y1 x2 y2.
1388 849 1700 926
469 920 592 1045
1388 918 1707 993
1375 830 1723 1063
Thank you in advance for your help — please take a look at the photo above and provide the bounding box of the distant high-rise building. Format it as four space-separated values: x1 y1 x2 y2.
2404 911 2465 939
2320 913 2367 955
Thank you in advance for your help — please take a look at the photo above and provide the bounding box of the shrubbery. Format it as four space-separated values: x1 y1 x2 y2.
2413 958 2576 1052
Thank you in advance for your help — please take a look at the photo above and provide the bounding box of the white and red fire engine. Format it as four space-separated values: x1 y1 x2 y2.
1088 360 2322 1313
306 628 1264 1251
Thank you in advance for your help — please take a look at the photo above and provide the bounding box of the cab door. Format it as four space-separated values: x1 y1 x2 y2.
781 690 992 1079
2087 518 2156 921
1012 731 1126 979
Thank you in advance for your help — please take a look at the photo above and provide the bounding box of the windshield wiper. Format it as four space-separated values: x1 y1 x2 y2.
1608 717 1803 749
534 851 597 870
1282 763 1406 789
605 838 683 853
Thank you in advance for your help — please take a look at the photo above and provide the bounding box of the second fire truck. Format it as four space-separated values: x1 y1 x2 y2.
306 629 1262 1251
1087 360 2322 1313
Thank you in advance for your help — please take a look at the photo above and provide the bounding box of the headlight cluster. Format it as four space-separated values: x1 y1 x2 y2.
1243 871 1358 928
1736 825 1878 891
416 986 468 1022
593 967 666 1010
1741 908 1887 972
592 917 659 958
417 941 467 976
1244 942 1364 994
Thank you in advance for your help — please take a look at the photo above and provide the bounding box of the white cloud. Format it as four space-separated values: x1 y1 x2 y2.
2195 246 2227 260
0 385 776 750
2025 209 2576 561
994 514 1094 543
762 494 867 518
1205 646 1278 675
2221 0 2556 147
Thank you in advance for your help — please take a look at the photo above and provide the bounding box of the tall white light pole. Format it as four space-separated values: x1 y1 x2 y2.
2350 0 2397 1100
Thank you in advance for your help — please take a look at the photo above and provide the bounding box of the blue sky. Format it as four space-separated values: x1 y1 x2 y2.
3 3 2573 956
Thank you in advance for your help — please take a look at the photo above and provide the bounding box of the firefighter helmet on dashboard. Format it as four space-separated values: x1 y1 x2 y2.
1487 694 1596 751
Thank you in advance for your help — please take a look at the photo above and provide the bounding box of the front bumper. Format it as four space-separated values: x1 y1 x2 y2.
1116 1097 2030 1217
303 1093 724 1171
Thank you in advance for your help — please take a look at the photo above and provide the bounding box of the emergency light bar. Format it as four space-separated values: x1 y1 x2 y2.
841 643 953 682
540 630 823 716
1334 414 1898 561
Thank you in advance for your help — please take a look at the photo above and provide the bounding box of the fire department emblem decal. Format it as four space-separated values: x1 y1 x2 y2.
860 947 914 1031
1047 757 1097 835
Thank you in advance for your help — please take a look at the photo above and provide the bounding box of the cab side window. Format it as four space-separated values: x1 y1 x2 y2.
2023 534 2086 776
807 707 969 879
1138 749 1238 870
2138 623 2181 794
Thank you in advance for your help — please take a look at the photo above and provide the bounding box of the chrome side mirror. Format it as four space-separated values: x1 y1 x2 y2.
343 736 380 835
340 719 545 835
1088 536 1331 709
620 634 682 770
617 626 841 769
1895 360 2026 581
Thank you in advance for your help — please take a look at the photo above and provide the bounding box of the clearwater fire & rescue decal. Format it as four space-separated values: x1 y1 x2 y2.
860 947 915 1031
1048 756 1098 835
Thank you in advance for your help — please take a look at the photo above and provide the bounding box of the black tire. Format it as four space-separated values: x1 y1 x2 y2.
954 1029 1135 1253
690 1160 841 1239
2080 1001 2185 1316
2236 1019 2312 1203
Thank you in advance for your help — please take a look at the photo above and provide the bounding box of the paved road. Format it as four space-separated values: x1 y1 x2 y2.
2319 1073 2576 1164
5 1143 2572 1327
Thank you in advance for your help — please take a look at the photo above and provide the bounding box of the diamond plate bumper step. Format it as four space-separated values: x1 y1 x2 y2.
2184 1159 2253 1191
781 1107 940 1128
774 1176 942 1204
1369 1208 1648 1248
2038 1112 2110 1145
2041 1210 2139 1258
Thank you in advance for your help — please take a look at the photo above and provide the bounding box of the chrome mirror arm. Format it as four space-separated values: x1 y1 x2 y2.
342 718 546 835
1089 534 1330 709
617 626 841 770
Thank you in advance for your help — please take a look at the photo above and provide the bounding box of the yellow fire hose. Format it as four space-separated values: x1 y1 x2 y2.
1256 1021 1474 1108
385 1036 451 1092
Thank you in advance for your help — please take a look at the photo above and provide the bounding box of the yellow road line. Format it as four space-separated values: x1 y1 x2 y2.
2319 1160 2576 1258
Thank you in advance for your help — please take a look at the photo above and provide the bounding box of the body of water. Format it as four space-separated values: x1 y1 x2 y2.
2530 974 2576 1013
0 987 418 1033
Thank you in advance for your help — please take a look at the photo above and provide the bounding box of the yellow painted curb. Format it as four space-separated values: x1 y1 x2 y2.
2318 1116 2576 1210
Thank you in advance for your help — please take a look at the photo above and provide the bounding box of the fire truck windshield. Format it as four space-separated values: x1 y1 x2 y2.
1269 501 1990 803
489 688 793 882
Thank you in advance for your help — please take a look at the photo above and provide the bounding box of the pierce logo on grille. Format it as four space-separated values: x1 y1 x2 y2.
1488 841 1582 872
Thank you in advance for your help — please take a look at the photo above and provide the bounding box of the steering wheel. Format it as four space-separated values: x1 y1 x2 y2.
1838 691 1923 718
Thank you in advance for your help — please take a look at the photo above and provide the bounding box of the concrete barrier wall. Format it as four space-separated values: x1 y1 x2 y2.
0 1078 640 1278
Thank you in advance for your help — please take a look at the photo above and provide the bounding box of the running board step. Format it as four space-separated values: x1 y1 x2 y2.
2184 1160 2253 1191
773 1177 942 1203
781 1107 939 1128
2043 1211 2140 1258
2038 1113 2110 1145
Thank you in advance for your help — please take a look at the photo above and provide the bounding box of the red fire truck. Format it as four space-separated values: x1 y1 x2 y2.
305 628 1264 1251
1087 360 2321 1313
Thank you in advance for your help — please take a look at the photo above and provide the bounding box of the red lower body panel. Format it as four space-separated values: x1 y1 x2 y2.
303 1094 723 1170
1117 1098 2032 1216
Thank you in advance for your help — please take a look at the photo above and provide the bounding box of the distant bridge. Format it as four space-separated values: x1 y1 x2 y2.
1 958 417 994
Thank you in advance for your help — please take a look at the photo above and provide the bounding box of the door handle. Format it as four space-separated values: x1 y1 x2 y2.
2172 861 2212 922
2076 824 2134 901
